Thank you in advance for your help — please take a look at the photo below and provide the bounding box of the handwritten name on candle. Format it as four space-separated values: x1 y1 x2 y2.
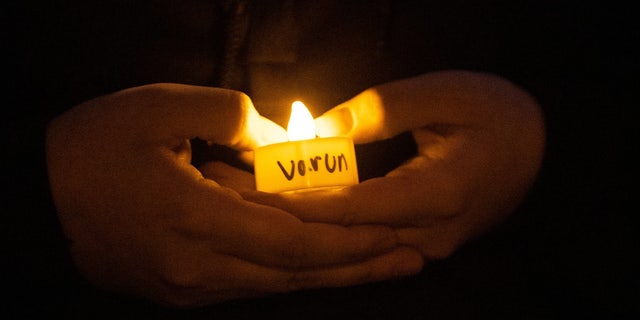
276 153 350 181
254 101 358 192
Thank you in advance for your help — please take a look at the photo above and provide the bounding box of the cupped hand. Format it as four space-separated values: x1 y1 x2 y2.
46 83 423 307
243 71 545 260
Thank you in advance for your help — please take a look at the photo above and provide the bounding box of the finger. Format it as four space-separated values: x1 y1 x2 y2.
154 246 423 307
174 184 408 269
248 246 424 293
394 206 500 261
315 71 536 144
396 227 463 261
217 207 407 269
208 247 423 294
242 161 462 226
107 83 287 150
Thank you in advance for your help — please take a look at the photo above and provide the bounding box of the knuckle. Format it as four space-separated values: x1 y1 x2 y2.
157 257 202 290
337 206 354 226
337 191 358 226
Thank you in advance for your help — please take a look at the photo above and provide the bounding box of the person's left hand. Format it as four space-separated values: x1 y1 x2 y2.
221 71 545 260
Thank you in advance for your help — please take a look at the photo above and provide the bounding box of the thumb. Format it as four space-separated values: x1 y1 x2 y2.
314 89 388 144
112 83 287 150
314 84 422 144
316 71 542 145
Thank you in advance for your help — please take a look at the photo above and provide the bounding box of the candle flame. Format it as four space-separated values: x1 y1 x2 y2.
287 101 316 141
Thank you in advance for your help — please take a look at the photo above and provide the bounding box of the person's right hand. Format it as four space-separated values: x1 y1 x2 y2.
46 83 423 308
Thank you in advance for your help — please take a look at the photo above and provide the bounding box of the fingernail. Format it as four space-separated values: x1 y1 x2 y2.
315 108 353 138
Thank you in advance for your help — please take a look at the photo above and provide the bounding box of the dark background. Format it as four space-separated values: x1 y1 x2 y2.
4 1 636 319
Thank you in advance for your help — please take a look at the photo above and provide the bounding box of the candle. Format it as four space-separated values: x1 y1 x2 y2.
254 101 359 193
